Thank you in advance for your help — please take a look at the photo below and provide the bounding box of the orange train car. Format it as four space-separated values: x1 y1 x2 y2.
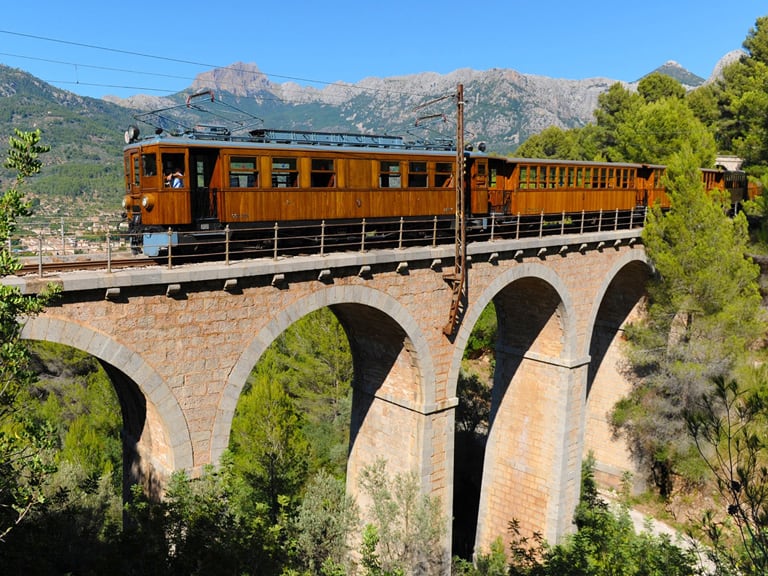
121 124 752 257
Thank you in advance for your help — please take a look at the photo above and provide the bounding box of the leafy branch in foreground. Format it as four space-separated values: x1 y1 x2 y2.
0 128 59 542
686 372 768 575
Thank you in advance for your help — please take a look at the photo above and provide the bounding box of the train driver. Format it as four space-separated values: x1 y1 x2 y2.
165 169 184 188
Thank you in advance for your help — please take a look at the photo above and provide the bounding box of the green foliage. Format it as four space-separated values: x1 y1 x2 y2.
481 458 703 576
119 465 290 576
456 370 491 435
359 459 447 576
296 469 360 575
230 373 309 521
515 74 715 169
688 16 768 175
685 369 768 575
610 98 716 166
637 73 687 103
613 146 765 496
465 303 497 359
0 341 124 572
0 129 59 542
245 308 353 477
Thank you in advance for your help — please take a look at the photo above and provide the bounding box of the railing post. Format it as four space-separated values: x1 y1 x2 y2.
432 216 438 247
560 211 565 235
37 235 43 277
320 220 326 256
614 208 619 231
361 218 366 253
225 225 230 265
106 229 112 273
580 210 585 235
398 217 404 249
167 227 173 269
629 208 634 229
490 212 496 241
273 222 279 260
598 210 603 232
515 213 520 240
539 211 544 237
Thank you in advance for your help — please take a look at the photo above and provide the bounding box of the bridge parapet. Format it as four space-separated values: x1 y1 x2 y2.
5 228 642 297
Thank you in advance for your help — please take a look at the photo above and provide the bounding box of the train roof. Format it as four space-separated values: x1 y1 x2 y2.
123 125 465 157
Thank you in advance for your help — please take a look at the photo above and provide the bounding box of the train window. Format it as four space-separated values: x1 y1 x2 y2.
311 158 335 187
566 167 575 187
549 166 557 188
230 157 259 188
435 162 453 187
583 168 591 188
529 166 538 189
162 153 186 187
475 160 487 186
408 162 428 187
489 167 498 188
272 157 299 188
142 153 157 177
131 154 140 188
379 161 401 188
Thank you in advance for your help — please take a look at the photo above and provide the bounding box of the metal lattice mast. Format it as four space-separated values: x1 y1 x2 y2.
443 84 466 336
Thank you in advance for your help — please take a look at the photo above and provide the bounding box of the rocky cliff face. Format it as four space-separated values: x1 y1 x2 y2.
111 54 735 154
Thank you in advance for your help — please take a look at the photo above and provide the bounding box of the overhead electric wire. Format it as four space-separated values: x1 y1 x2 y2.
0 29 439 101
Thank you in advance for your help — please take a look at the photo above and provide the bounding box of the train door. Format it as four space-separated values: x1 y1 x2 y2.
469 158 489 214
190 149 219 224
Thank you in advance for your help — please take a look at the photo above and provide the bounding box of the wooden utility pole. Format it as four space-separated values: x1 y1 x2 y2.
443 84 466 337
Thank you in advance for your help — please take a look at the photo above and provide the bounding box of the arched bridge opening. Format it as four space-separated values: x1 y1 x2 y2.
583 259 651 490
21 318 191 503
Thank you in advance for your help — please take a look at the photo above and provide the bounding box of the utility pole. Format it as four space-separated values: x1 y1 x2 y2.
443 83 466 337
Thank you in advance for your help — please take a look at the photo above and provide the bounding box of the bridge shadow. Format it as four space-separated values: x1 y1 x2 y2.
330 303 419 460
583 260 650 490
100 363 165 503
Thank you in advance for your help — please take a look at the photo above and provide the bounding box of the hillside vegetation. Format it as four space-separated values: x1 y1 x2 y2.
5 14 768 576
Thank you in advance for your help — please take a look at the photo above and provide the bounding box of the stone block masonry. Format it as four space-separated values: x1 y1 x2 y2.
6 228 648 555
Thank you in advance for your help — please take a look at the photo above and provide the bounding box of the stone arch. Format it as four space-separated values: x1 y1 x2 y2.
449 262 581 551
20 315 193 495
211 284 436 466
449 262 577 399
581 248 651 489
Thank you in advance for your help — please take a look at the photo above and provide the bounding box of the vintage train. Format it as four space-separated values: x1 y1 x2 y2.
121 121 754 258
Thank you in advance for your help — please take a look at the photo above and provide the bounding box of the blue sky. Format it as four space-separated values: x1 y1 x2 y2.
0 1 764 100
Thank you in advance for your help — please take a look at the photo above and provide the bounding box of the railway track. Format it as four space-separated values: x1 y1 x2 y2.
16 257 154 276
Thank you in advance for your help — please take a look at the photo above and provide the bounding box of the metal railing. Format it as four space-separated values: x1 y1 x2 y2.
9 208 647 275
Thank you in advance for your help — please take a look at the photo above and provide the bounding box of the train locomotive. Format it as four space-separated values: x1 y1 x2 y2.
121 102 754 258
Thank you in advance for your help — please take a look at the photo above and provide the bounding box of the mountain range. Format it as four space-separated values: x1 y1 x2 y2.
0 52 743 213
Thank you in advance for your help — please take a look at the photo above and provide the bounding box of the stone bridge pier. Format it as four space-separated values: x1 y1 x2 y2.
6 228 649 555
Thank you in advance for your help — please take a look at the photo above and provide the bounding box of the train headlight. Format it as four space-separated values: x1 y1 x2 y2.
141 194 155 210
122 196 132 210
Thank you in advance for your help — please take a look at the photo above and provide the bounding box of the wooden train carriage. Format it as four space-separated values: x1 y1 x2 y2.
123 132 489 234
487 157 668 216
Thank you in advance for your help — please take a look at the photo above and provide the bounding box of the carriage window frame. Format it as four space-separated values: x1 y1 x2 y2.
435 162 453 187
161 152 186 188
131 154 140 188
408 161 428 188
272 157 299 188
379 160 401 189
142 152 157 178
310 158 336 188
229 156 259 188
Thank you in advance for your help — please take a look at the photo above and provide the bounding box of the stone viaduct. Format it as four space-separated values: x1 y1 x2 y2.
4 227 650 555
